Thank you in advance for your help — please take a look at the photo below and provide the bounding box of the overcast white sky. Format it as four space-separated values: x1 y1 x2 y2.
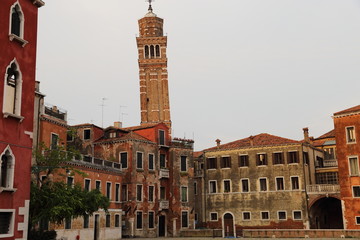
37 0 360 151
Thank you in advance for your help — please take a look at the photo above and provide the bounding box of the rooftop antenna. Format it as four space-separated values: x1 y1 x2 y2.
146 0 154 12
100 98 107 128
119 105 127 121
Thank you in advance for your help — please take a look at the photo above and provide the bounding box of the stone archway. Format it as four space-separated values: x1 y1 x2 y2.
222 213 235 237
309 197 343 229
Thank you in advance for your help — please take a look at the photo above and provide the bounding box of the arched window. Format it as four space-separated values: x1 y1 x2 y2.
0 148 15 189
150 45 155 58
3 60 22 117
155 45 160 58
144 45 149 59
10 3 24 38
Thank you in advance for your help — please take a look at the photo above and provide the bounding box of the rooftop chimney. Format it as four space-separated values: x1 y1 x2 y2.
303 127 310 143
114 122 122 128
249 136 254 146
216 139 221 147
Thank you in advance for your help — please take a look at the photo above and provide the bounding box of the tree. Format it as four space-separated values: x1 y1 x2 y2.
29 143 110 238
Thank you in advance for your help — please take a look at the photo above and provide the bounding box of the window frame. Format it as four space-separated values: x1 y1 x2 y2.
288 151 299 164
148 211 155 229
181 186 188 202
181 211 189 228
352 186 360 198
238 154 249 167
241 178 250 193
159 129 165 145
277 211 287 220
136 211 143 229
242 212 251 221
293 210 302 220
148 185 155 202
136 151 143 170
0 147 15 190
261 211 270 221
257 153 268 166
67 176 74 187
346 126 356 144
0 209 15 238
83 128 91 140
221 156 231 168
259 178 268 192
209 180 217 194
50 133 59 150
349 156 360 176
291 176 300 190
223 179 231 193
210 212 218 221
65 217 72 229
356 216 360 225
121 184 128 202
275 177 285 191
105 214 111 228
206 157 217 169
148 153 155 171
106 182 112 200
83 215 89 229
273 152 284 165
136 184 143 202
120 152 128 169
95 180 101 191
115 214 120 228
84 178 91 191
180 155 187 172
8 3 28 46
3 60 23 118
115 183 120 202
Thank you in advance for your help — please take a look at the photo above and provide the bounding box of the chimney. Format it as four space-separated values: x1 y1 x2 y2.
303 127 310 143
114 121 122 128
216 139 221 147
35 81 40 92
249 136 254 146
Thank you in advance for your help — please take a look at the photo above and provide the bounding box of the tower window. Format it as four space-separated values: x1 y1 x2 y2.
150 45 155 58
156 45 160 57
144 45 149 59
10 4 22 37
3 62 22 117
0 149 15 189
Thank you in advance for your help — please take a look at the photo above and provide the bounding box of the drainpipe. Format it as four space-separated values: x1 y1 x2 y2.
302 143 310 229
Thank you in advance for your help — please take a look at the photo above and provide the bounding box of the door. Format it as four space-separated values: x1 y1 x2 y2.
159 215 166 237
223 213 234 237
94 214 100 240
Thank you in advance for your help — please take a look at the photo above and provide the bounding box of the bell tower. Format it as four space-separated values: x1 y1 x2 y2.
136 1 171 128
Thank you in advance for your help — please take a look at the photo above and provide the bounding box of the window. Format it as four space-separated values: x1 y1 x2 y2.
194 181 197 195
109 132 116 138
159 130 165 145
349 157 359 176
293 211 302 220
181 186 188 202
276 177 285 191
288 151 299 164
346 126 356 143
0 211 14 236
136 152 143 169
324 148 335 160
10 4 23 37
95 180 101 191
210 212 218 221
291 176 300 190
106 214 111 227
242 212 251 221
223 180 231 193
160 153 166 168
106 182 111 200
180 156 187 172
239 155 249 167
353 186 360 197
115 214 120 228
241 179 249 192
261 211 269 220
259 178 267 191
221 156 231 168
121 184 128 201
149 185 154 202
120 152 128 169
160 186 166 200
50 133 59 150
181 211 188 228
83 129 91 140
83 215 89 228
303 152 309 164
136 185 143 202
148 154 154 170
148 211 155 228
0 148 15 189
150 45 155 58
207 157 217 169
356 216 360 225
209 180 217 193
66 131 74 142
155 45 160 57
136 211 143 229
316 172 339 184
273 152 284 164
3 61 22 116
115 183 120 202
65 217 71 229
257 153 267 166
145 45 149 58
84 179 91 191
278 211 287 220
67 177 74 187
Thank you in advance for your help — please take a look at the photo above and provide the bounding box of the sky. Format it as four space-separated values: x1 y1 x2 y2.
36 0 360 151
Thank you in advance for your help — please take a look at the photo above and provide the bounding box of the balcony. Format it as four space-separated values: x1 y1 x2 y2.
159 169 169 179
306 184 340 194
316 159 338 168
159 200 169 210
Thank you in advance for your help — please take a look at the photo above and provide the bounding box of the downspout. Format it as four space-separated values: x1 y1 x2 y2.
302 143 310 229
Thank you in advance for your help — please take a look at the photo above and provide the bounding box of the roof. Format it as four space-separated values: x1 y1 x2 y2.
316 129 335 140
95 131 153 144
71 123 103 129
193 151 203 158
334 105 360 116
121 123 163 131
204 133 300 152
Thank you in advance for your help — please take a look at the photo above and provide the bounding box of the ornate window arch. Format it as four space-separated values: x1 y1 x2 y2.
144 45 149 59
3 59 22 118
155 45 160 57
0 146 15 190
150 45 155 58
9 2 24 38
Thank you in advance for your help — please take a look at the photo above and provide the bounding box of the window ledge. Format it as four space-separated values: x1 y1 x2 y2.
9 34 28 47
3 112 24 122
0 187 17 193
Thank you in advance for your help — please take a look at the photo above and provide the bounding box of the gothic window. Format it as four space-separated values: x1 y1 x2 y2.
10 4 23 38
144 45 149 58
155 45 160 57
0 148 15 189
150 45 155 58
3 61 22 116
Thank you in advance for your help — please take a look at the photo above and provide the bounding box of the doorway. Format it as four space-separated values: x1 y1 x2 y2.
159 215 166 237
223 213 235 237
94 214 100 240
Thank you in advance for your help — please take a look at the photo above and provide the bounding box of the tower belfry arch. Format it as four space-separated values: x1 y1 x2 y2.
136 1 171 128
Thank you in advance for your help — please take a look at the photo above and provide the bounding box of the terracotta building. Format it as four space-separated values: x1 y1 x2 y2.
197 133 323 237
333 105 360 229
0 0 44 239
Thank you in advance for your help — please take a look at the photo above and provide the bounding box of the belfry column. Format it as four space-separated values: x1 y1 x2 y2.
136 3 171 129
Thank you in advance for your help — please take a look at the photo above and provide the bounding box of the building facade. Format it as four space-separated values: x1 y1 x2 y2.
0 0 44 239
333 105 360 229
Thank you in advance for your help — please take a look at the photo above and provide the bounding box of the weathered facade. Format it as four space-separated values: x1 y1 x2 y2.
198 133 323 237
0 0 44 239
333 105 360 229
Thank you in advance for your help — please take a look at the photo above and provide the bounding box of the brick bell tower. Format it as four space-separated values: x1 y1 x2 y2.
136 1 171 128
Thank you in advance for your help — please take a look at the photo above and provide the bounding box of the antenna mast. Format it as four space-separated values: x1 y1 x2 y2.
146 0 154 12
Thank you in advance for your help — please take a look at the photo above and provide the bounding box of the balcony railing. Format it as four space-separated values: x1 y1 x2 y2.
73 155 121 170
159 200 169 210
159 169 169 179
306 184 340 194
316 159 338 168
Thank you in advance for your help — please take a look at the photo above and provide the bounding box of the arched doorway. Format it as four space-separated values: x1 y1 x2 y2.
309 197 343 229
223 213 235 237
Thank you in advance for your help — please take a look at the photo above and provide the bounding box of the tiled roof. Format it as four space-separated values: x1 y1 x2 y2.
204 133 300 152
71 123 103 129
121 123 160 131
334 105 360 116
193 151 203 158
95 131 153 144
316 129 335 140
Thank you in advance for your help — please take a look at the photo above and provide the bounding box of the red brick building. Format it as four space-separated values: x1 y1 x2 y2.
0 0 44 239
333 105 360 229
